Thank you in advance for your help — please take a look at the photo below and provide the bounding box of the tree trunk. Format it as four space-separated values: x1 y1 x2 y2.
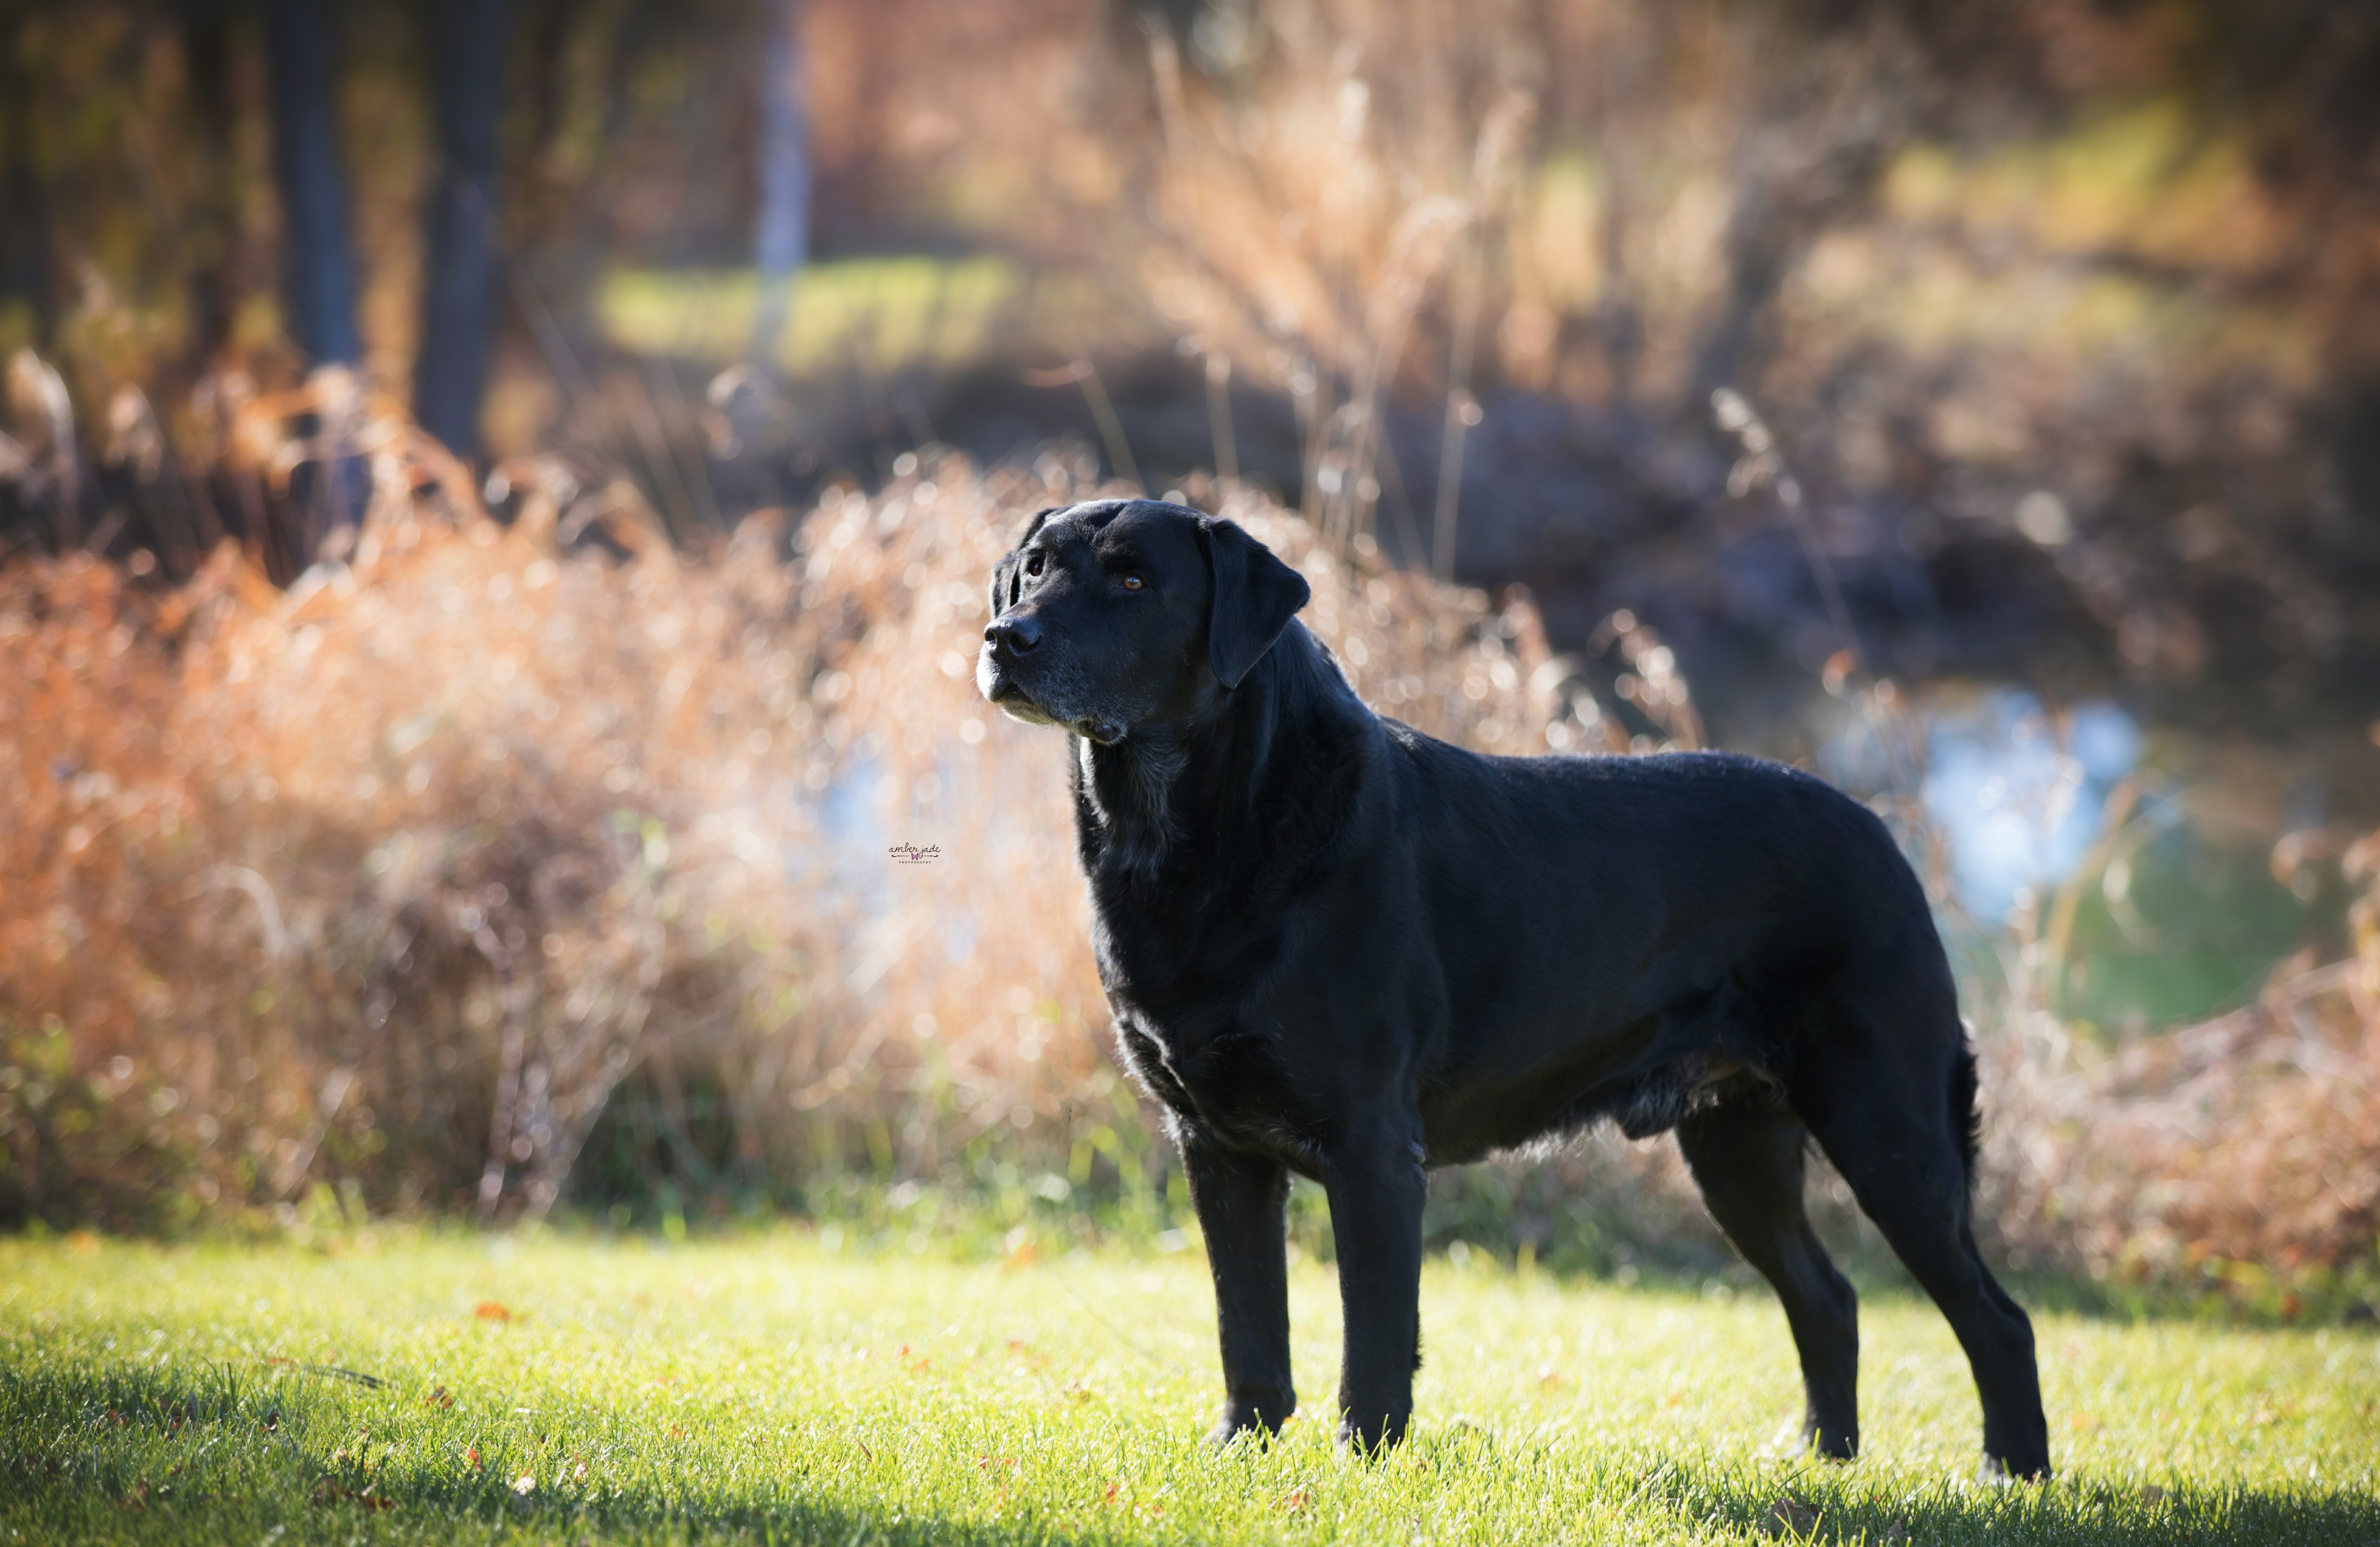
263 0 364 552
748 0 810 372
416 0 515 460
262 0 361 369
0 8 51 350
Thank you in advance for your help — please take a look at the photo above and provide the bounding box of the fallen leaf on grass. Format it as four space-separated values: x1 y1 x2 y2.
473 1301 513 1323
1275 1485 1314 1514
1765 1495 1822 1538
512 1473 536 1496
310 1476 395 1511
425 1386 454 1409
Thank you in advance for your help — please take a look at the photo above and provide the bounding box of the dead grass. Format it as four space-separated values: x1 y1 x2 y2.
1 380 2374 1295
0 389 1618 1233
1980 878 2380 1293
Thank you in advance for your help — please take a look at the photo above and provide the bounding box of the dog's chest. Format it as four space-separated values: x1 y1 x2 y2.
1108 1002 1312 1159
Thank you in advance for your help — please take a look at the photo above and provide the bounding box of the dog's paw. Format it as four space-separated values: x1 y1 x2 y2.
1802 1419 1858 1463
1204 1418 1264 1452
1207 1391 1295 1450
1978 1451 2051 1485
1333 1412 1410 1459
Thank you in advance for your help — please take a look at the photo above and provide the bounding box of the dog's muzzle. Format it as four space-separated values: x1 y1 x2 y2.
977 615 1123 743
978 616 1057 727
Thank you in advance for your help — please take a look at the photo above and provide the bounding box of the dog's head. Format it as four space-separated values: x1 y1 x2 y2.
977 499 1311 742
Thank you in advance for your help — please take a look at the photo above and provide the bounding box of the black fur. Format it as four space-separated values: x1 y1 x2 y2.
977 498 2049 1478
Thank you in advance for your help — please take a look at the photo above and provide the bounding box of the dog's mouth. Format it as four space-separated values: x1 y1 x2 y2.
996 692 1124 745
981 676 1055 727
977 645 1060 724
976 647 1124 743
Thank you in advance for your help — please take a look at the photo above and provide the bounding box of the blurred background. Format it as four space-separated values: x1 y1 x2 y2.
1 0 2376 1310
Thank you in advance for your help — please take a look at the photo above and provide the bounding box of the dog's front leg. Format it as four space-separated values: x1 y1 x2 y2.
1323 1124 1426 1454
1182 1131 1296 1445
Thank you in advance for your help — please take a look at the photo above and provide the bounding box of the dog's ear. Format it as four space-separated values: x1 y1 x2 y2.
1199 517 1311 689
990 506 1061 618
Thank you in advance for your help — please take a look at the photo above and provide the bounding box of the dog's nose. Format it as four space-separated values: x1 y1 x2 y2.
984 613 1041 656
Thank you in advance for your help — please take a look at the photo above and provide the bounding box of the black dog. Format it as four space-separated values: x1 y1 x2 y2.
977 498 2049 1479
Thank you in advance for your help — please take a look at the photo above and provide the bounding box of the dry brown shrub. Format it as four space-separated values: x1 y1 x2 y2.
4 424 2373 1288
1977 844 2380 1290
0 439 1618 1228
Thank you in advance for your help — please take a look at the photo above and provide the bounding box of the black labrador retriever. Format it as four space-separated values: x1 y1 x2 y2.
975 497 2050 1480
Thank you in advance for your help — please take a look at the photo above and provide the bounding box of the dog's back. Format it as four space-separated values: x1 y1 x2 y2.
1361 724 1958 1158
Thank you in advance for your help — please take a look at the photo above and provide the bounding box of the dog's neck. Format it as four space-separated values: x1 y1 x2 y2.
1073 720 1191 871
1070 621 1365 884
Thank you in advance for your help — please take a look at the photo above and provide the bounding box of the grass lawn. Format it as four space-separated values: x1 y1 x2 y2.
1 1233 2374 1544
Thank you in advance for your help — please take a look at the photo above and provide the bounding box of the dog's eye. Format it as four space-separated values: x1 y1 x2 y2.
1024 552 1045 578
1121 574 1144 591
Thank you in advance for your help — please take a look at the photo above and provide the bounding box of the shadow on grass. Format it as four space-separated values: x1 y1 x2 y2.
1637 1456 2380 1547
7 1364 2379 1546
1 1362 1007 1546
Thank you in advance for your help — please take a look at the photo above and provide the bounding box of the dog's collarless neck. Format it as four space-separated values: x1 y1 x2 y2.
1071 632 1373 888
1074 721 1194 875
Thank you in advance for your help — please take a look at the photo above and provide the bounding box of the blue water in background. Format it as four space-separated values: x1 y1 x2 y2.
1917 693 2140 924
828 689 2145 945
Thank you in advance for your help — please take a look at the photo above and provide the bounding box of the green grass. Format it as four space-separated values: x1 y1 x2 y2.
596 258 1025 374
590 255 1149 384
2 1233 2374 1545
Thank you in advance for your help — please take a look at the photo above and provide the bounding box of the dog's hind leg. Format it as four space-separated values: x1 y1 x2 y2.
1677 1100 1860 1459
1797 1016 2051 1480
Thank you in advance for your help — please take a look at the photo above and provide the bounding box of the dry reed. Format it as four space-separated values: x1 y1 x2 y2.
0 408 1601 1232
1 384 2373 1295
1977 873 2380 1291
